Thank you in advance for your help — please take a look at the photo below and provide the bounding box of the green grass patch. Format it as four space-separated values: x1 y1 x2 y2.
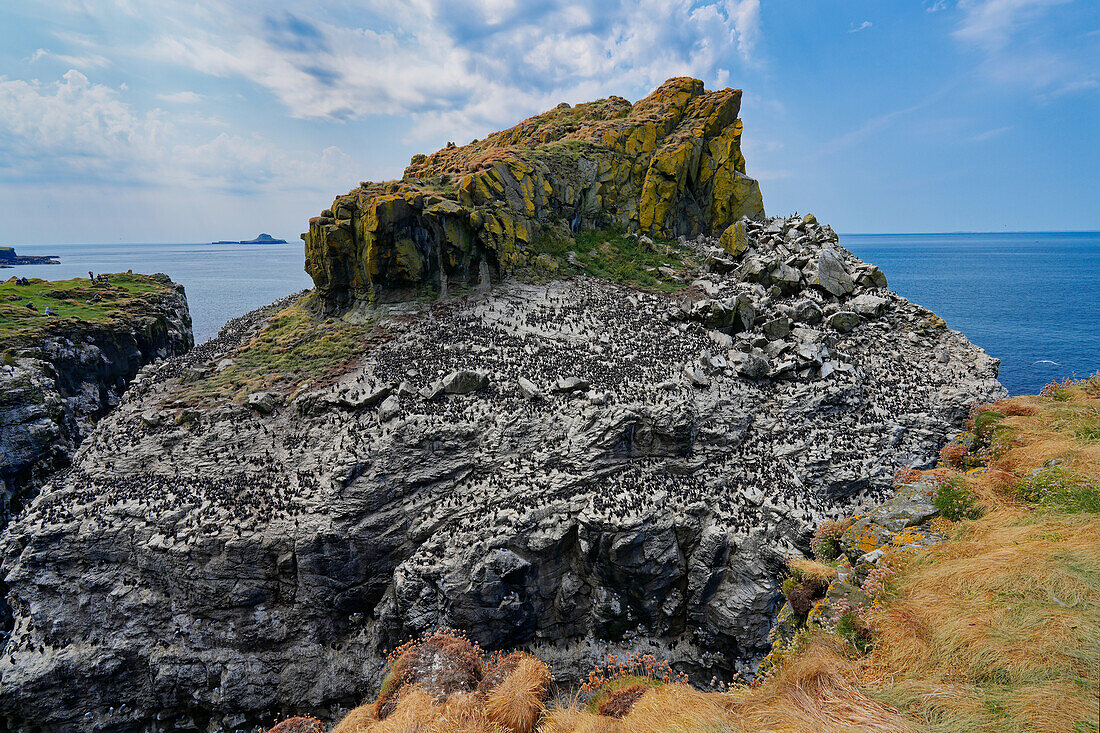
526 226 699 293
1070 408 1100 442
934 477 984 521
170 295 375 406
1015 467 1100 514
0 273 171 348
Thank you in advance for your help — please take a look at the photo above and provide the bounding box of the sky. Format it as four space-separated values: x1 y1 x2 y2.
0 0 1097 244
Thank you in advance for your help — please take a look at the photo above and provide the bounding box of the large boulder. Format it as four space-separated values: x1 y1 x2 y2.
810 249 855 296
839 481 940 561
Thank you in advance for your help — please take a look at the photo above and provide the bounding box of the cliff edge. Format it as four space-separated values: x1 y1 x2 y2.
0 273 193 526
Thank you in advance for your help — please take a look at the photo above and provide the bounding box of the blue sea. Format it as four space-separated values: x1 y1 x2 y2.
6 233 1098 396
844 232 1099 395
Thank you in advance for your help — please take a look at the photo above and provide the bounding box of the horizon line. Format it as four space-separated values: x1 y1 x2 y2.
5 230 1100 247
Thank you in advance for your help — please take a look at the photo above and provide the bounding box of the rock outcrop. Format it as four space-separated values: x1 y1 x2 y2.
304 77 763 308
0 207 1004 730
0 274 193 528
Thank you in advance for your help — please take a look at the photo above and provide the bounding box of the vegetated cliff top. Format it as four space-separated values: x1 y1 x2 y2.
303 77 764 307
0 273 182 350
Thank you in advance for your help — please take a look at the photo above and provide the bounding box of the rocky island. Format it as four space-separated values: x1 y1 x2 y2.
213 234 289 245
0 79 1012 732
0 247 60 267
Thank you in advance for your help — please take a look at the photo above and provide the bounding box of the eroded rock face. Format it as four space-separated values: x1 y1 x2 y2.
0 277 193 528
0 216 1004 732
303 77 764 308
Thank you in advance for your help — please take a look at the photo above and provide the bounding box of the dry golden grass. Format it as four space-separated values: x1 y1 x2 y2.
621 684 734 732
847 382 1100 732
861 509 1100 731
541 684 734 733
727 638 913 733
484 655 551 733
537 707 621 733
789 558 839 584
330 702 379 733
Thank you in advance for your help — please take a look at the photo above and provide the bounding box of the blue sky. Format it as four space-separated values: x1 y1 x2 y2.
0 0 1096 243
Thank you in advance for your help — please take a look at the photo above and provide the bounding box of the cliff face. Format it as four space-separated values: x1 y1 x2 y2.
0 274 193 527
304 77 763 308
0 212 1004 731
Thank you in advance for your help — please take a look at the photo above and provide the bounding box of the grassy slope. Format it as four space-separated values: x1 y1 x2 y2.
729 376 1100 732
312 376 1099 733
0 274 171 350
169 295 377 406
524 227 701 293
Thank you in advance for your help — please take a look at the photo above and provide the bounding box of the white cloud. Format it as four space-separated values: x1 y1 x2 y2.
156 90 204 104
130 0 761 142
1 0 764 204
952 0 1096 94
28 47 111 69
0 70 350 192
849 21 873 33
954 0 1068 50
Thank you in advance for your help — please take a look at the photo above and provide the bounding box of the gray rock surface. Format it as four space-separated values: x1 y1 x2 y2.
0 217 1005 732
0 279 193 529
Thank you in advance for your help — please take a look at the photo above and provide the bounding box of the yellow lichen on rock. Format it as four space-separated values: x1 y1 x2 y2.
303 76 765 308
719 221 748 257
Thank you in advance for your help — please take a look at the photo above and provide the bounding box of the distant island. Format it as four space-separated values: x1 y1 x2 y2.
210 233 287 245
0 246 60 267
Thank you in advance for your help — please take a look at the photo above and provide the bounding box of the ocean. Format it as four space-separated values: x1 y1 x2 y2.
844 232 1099 396
6 232 1098 396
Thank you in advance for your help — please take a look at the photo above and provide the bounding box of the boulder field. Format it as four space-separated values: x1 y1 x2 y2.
0 79 1004 732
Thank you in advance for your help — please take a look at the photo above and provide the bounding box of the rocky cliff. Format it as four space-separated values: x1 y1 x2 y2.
0 80 1005 733
0 273 193 528
304 77 763 308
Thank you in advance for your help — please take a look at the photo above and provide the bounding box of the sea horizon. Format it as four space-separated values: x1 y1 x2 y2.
5 229 1100 247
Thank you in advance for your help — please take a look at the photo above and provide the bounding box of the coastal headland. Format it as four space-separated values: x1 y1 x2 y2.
1 77 1094 733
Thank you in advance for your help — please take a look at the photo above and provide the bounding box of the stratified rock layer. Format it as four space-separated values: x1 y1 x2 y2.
304 77 763 308
0 216 1004 732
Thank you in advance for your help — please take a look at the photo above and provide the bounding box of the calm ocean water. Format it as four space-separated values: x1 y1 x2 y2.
7 242 313 344
7 233 1098 396
844 232 1099 395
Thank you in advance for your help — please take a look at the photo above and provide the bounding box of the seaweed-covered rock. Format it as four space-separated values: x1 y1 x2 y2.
303 77 764 308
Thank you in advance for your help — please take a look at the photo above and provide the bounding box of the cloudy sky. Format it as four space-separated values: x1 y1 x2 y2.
0 0 1096 243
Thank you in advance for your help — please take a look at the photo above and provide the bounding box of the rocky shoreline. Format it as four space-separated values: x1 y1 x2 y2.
0 247 59 267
